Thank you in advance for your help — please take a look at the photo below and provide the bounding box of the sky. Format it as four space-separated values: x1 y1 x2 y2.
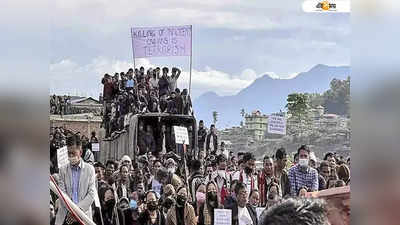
49 0 350 99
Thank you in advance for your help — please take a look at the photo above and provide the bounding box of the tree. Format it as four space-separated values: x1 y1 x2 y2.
212 111 218 125
286 93 311 137
286 93 309 118
323 76 350 116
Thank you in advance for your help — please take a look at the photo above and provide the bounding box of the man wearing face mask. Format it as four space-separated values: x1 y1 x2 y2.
234 153 258 196
288 145 319 197
213 154 230 204
166 158 177 174
56 134 96 225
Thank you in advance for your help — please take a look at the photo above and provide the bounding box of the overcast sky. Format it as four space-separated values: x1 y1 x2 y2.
49 0 350 99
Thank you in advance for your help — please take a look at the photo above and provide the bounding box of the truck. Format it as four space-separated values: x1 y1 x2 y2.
99 112 198 163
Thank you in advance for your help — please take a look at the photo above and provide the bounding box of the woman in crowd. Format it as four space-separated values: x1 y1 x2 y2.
138 190 166 225
198 181 224 225
166 186 196 225
94 186 124 225
192 183 206 217
115 165 132 199
249 189 260 208
265 182 281 210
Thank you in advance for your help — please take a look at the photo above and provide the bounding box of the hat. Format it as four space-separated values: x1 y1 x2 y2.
121 155 131 163
166 158 176 166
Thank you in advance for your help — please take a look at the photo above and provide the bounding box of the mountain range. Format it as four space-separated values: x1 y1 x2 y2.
193 64 350 128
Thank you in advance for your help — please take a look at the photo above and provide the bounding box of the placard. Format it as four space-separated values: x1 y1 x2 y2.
214 209 232 225
57 146 69 168
92 143 100 152
131 25 192 58
268 114 287 135
173 126 189 144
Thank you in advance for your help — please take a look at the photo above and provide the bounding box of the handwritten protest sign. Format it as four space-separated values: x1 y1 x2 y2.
214 209 232 225
57 146 69 168
131 25 192 58
268 114 287 135
91 143 100 152
173 126 189 144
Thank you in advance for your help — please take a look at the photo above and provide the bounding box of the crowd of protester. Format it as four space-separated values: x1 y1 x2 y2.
101 66 193 139
50 95 71 115
50 94 102 116
50 118 350 225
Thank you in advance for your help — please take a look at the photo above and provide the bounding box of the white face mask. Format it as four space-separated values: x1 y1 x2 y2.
299 158 309 168
69 156 80 165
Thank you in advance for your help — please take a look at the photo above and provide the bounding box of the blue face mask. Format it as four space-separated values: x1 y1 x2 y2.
130 200 137 209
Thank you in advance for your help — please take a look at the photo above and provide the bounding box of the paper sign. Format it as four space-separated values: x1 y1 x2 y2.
173 126 189 144
92 143 100 152
57 146 69 168
131 25 192 58
268 114 287 135
214 209 232 225
256 207 265 220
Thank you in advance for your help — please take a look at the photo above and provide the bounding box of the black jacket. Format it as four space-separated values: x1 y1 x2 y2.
205 133 218 152
226 202 258 225
138 210 166 225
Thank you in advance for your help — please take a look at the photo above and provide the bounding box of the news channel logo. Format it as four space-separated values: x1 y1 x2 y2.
302 0 350 13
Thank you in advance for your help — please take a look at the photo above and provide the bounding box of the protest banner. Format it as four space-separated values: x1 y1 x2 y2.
268 114 287 135
50 176 96 225
131 25 192 58
214 209 232 225
91 143 100 152
131 25 193 95
173 126 189 144
57 146 69 168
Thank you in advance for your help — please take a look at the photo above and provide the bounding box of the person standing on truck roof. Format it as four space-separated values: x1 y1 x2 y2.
197 120 207 160
159 67 170 97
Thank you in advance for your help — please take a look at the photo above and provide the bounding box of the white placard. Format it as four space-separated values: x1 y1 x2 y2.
214 209 232 225
173 126 189 144
57 146 69 168
268 114 287 135
92 143 100 152
131 25 192 58
256 207 265 220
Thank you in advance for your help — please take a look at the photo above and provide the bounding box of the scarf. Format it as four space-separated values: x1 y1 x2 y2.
203 204 212 225
258 171 273 206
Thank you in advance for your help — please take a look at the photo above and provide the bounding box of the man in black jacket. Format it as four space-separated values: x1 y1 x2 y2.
206 124 218 157
197 120 207 160
226 182 258 225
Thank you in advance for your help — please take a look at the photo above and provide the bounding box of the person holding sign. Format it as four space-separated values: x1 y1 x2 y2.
226 182 258 225
198 181 224 225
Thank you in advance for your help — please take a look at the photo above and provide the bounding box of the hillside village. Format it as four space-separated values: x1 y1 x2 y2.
219 106 350 160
